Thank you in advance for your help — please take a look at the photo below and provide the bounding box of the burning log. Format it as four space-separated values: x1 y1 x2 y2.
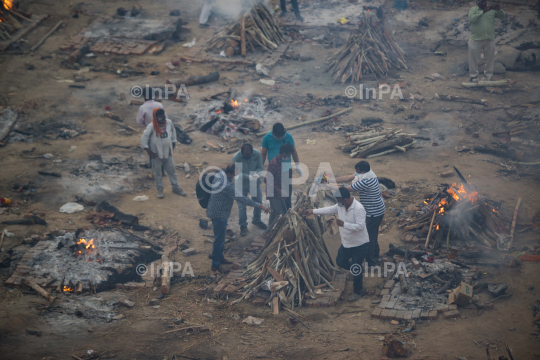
23 279 56 303
326 11 407 83
204 2 285 54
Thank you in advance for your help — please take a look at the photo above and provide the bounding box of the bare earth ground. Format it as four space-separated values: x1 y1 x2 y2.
0 0 539 359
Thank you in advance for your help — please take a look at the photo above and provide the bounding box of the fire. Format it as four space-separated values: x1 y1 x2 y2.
78 238 95 250
436 224 440 230
438 207 444 214
244 99 248 102
446 183 478 204
230 100 240 108
215 110 222 114
4 0 13 10
63 286 73 292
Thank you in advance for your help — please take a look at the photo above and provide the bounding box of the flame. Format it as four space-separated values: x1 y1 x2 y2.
63 286 73 292
4 0 13 10
244 99 248 102
436 224 440 230
492 208 499 214
438 207 444 214
230 100 240 108
215 110 222 114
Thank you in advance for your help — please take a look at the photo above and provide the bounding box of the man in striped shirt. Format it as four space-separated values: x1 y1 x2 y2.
334 161 385 267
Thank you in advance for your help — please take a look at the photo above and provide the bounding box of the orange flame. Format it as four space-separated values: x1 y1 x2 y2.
63 286 73 292
215 110 222 114
231 100 240 108
244 99 248 102
4 0 13 10
436 224 440 230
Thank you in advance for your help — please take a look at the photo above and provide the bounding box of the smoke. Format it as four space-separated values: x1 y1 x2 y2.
211 0 271 19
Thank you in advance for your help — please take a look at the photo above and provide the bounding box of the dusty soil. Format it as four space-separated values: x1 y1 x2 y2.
0 0 539 359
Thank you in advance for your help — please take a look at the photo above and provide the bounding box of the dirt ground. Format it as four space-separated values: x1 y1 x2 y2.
0 0 539 359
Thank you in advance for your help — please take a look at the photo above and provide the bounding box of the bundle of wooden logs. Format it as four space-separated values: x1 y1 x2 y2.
204 1 285 56
233 189 338 310
399 168 509 251
326 11 407 83
338 127 416 158
0 2 32 40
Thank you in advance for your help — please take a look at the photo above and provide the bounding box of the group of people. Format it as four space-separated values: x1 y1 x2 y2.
199 0 303 28
204 122 386 302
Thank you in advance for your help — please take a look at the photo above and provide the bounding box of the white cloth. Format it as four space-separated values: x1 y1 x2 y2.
136 100 166 127
313 199 369 248
140 119 177 159
468 38 495 79
353 169 377 184
199 0 214 25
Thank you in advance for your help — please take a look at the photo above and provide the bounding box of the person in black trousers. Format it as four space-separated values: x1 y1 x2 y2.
280 0 304 22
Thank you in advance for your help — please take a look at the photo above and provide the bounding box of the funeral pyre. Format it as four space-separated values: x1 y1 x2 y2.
399 167 511 251
5 230 160 293
326 10 407 83
191 94 281 137
204 1 285 56
232 188 339 309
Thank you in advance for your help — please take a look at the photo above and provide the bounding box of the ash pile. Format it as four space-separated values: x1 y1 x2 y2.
190 93 281 138
5 229 161 293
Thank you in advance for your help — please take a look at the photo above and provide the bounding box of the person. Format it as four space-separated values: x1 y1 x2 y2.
265 143 295 230
232 144 267 236
279 0 304 22
140 109 187 199
468 0 506 82
136 87 166 127
207 164 270 271
199 0 215 28
303 187 369 302
261 123 302 211
332 161 385 267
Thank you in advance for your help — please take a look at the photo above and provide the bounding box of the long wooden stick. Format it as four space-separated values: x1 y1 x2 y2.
509 197 522 249
424 210 437 249
31 21 63 52
256 108 353 136
23 279 56 303
240 16 246 57
0 230 5 251
446 215 453 251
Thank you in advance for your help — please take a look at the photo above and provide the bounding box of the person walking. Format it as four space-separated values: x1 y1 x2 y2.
468 0 506 82
303 187 369 302
232 144 267 236
140 109 186 199
199 0 215 27
206 164 270 271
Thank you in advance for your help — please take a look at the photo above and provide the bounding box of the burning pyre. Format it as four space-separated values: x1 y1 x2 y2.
400 168 509 250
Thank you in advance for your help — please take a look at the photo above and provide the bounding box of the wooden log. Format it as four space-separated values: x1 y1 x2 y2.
304 215 322 240
168 71 220 88
435 93 487 106
272 296 279 315
67 43 90 64
76 281 83 294
161 258 172 294
462 80 511 88
240 16 246 57
424 210 437 249
24 279 56 303
256 108 353 136
509 197 522 249
31 21 63 52
56 277 64 293
360 136 413 157
0 231 4 251
366 141 416 158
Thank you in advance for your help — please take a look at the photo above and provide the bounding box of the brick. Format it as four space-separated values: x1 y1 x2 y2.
449 304 457 311
371 308 382 318
395 311 406 320
443 310 461 319
387 310 398 320
421 311 430 320
118 298 135 308
437 305 449 313
412 309 421 319
382 295 391 302
380 309 390 320
383 280 395 289
386 301 396 309
403 311 413 320
378 301 388 309
380 289 390 296
252 297 266 306
411 258 420 270
428 310 438 320
182 248 197 256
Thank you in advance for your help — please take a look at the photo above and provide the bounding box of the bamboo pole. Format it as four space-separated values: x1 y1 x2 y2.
509 197 522 249
31 21 63 52
256 108 353 136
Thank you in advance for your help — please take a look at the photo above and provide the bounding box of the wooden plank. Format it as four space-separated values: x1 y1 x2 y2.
267 267 284 281
272 296 279 315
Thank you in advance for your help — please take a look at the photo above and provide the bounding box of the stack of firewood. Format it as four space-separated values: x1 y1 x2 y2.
338 128 416 158
326 11 407 83
233 188 338 309
204 2 285 56
0 2 31 40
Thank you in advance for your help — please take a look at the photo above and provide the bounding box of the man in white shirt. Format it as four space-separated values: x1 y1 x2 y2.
303 187 368 302
136 88 166 127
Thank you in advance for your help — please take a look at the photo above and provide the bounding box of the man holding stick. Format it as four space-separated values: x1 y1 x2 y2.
468 0 506 82
303 187 369 302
